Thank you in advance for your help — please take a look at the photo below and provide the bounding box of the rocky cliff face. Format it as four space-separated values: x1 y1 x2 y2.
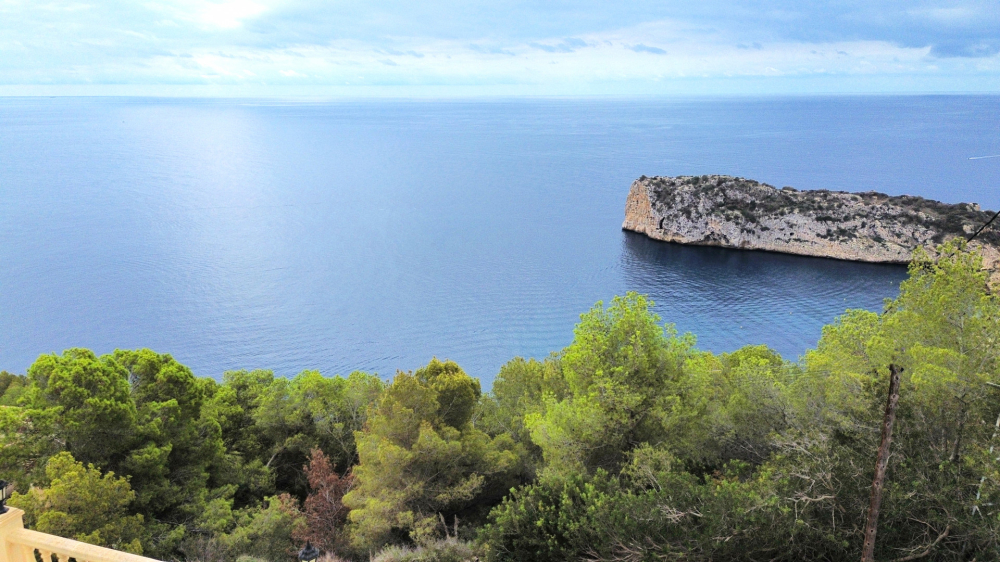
623 175 1000 282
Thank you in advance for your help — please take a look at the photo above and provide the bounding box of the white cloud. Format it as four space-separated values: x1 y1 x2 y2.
907 6 979 25
145 0 273 30
0 0 998 94
200 1 266 29
113 32 970 88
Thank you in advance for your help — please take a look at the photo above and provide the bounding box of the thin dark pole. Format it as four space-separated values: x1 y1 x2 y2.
861 364 902 562
968 209 1000 242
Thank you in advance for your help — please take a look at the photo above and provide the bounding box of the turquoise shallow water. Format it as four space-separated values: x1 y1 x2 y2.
0 96 997 385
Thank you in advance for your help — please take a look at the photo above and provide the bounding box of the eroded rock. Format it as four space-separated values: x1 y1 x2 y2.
623 175 1000 285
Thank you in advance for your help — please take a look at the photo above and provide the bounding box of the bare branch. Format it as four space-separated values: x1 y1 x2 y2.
890 525 950 562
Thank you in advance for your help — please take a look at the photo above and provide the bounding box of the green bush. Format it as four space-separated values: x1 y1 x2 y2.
480 472 616 562
372 539 478 562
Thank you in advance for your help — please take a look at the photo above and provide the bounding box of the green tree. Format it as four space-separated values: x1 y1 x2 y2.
488 242 1000 561
484 443 849 562
205 369 279 508
525 293 696 477
220 494 306 562
113 350 229 519
0 350 137 490
22 349 137 467
666 344 792 466
783 240 1000 560
211 369 276 462
477 356 567 473
0 370 27 405
0 402 61 488
9 452 146 554
180 493 307 562
344 359 519 552
253 369 384 497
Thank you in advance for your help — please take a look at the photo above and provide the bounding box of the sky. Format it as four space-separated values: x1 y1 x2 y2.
1 0 999 96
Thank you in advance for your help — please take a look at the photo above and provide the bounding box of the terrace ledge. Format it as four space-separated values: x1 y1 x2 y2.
0 508 159 562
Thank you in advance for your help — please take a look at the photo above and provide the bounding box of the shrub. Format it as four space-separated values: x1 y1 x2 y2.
317 554 351 562
371 539 478 562
221 494 306 562
8 452 146 554
480 471 622 562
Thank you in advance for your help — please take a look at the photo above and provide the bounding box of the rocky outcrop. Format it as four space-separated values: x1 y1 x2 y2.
623 175 1000 283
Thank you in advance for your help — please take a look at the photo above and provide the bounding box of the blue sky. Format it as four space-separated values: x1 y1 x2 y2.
1 0 998 95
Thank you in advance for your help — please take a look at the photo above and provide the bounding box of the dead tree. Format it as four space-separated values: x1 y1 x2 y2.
861 364 902 562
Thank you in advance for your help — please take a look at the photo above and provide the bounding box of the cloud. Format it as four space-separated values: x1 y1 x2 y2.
907 6 979 25
378 49 424 58
930 40 1000 58
530 43 570 53
198 1 268 29
468 44 515 56
0 0 998 93
530 38 588 53
630 44 666 54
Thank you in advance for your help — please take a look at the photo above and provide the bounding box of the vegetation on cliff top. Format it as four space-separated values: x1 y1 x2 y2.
3 240 1000 561
645 175 1000 245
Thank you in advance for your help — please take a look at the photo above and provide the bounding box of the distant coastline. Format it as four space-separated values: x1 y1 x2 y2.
623 175 1000 283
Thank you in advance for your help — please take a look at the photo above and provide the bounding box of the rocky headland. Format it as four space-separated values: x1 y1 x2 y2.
623 175 1000 283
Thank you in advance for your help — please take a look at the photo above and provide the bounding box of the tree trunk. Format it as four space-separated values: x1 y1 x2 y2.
861 364 902 562
949 410 966 463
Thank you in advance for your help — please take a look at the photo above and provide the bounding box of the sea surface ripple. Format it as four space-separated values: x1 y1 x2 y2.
1 96 997 386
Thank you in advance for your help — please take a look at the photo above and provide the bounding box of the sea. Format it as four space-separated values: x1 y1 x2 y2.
1 96 998 386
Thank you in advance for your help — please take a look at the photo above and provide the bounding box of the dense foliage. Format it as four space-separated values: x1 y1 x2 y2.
3 240 1000 561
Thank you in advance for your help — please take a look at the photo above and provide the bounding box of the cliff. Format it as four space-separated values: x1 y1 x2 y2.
623 175 1000 283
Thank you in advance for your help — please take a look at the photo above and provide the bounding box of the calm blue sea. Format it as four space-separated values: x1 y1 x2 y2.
1 96 998 385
